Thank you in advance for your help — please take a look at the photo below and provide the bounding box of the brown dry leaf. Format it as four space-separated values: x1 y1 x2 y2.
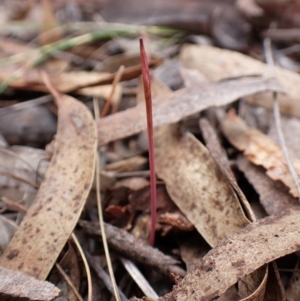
1 55 160 93
155 123 249 247
222 109 300 197
0 69 112 93
0 92 97 279
180 44 300 118
39 0 62 45
0 266 60 300
76 83 122 100
236 156 299 216
152 75 282 299
49 242 80 301
199 118 255 221
98 76 282 145
105 155 147 172
158 209 300 301
113 177 149 191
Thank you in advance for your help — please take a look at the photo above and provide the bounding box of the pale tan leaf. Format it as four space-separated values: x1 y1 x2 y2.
199 118 255 222
222 110 300 197
105 155 148 172
158 209 300 301
0 266 60 300
180 44 300 118
155 124 249 247
76 83 122 100
98 76 282 145
0 93 97 280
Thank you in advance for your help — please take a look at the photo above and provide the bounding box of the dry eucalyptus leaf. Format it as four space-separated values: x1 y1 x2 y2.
158 209 300 301
180 44 300 118
222 110 300 197
0 67 112 93
105 155 148 172
98 76 282 145
199 118 255 222
155 124 249 247
0 93 97 280
0 266 60 300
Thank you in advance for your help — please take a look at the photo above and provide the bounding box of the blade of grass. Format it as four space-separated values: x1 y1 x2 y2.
101 65 125 117
71 233 92 301
93 98 121 301
139 38 157 246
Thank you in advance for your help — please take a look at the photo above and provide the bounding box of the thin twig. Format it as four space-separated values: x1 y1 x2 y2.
101 65 125 117
55 263 84 301
71 233 92 301
93 98 121 301
264 38 300 200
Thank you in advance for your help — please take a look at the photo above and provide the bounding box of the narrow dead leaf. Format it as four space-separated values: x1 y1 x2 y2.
0 93 97 279
222 110 300 197
0 266 60 300
98 76 282 145
76 83 122 100
155 124 249 247
180 44 300 118
159 209 300 301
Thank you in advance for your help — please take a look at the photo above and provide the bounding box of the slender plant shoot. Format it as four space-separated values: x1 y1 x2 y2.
139 38 157 246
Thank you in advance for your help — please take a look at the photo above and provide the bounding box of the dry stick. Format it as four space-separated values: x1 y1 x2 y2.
264 38 300 200
55 263 84 301
93 98 121 301
71 233 92 301
140 38 157 246
101 65 125 117
79 220 186 278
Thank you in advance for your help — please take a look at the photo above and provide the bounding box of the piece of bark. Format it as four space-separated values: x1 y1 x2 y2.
0 266 60 300
79 220 186 278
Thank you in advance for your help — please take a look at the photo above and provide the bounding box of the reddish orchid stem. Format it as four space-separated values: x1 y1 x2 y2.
139 38 157 246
